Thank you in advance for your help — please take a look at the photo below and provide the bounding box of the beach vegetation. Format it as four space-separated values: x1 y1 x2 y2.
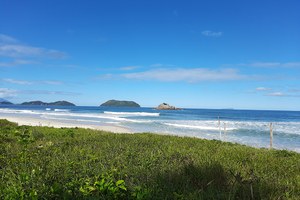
0 119 299 199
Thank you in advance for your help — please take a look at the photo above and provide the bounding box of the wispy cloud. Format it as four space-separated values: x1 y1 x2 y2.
1 78 68 85
0 87 80 98
43 81 67 85
67 29 74 34
0 44 68 58
246 90 256 93
288 89 300 92
251 62 280 67
265 92 287 96
239 62 300 68
282 62 300 68
0 34 18 43
61 65 82 68
202 30 222 37
119 66 143 71
0 62 12 67
0 88 18 98
1 79 40 85
150 63 162 67
19 90 81 96
14 59 42 65
0 34 68 59
256 87 272 91
119 68 249 83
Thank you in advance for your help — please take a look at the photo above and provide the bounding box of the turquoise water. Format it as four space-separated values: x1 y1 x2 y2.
1 105 300 152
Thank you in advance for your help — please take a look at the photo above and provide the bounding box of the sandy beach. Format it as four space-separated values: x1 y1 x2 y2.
0 115 132 133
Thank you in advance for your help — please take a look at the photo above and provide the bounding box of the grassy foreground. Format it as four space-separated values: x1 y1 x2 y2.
0 119 300 200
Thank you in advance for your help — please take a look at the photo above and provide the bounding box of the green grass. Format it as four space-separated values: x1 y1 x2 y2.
0 119 299 199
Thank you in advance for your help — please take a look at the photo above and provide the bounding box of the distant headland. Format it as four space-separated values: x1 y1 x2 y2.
100 100 140 107
0 101 13 105
0 98 13 105
20 101 75 106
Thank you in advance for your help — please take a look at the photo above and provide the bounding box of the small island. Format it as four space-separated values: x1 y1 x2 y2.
20 101 75 106
153 103 181 110
100 100 140 107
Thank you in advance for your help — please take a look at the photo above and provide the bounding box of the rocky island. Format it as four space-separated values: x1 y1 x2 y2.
100 100 140 107
20 101 75 106
153 103 181 110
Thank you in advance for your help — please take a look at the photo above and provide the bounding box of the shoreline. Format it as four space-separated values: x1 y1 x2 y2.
0 115 132 133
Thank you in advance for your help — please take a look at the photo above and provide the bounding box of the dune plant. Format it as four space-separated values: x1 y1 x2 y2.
0 119 299 199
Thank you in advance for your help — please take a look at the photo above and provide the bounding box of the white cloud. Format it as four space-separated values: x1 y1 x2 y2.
0 44 68 58
119 66 143 71
282 62 300 68
1 79 40 85
0 34 18 43
19 90 80 96
67 29 74 33
61 65 82 68
150 63 162 67
0 87 80 98
247 62 300 68
246 90 256 93
14 59 42 65
0 62 12 67
43 81 67 85
1 79 67 85
0 88 18 98
288 89 300 92
265 92 287 96
251 62 280 67
121 68 248 83
0 34 68 59
202 30 222 37
256 87 272 91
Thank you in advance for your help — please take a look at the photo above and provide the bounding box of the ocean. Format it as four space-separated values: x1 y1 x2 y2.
1 105 300 153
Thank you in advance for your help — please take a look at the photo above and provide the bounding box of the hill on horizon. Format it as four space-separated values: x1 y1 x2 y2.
20 100 75 106
0 98 13 105
100 100 140 107
0 98 10 102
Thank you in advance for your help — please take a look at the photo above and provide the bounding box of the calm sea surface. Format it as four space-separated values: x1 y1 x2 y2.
1 105 300 152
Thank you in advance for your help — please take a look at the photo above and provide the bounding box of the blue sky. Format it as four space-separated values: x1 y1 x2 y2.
0 0 299 110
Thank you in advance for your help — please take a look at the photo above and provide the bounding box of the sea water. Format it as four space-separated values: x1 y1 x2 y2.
1 105 299 153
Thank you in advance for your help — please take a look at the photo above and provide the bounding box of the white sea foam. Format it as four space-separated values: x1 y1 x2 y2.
1 108 300 138
104 111 160 116
0 108 42 115
46 108 51 110
39 112 151 123
54 109 70 112
164 122 236 130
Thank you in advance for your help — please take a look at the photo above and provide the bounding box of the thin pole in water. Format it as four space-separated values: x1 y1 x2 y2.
270 123 273 149
224 123 226 142
218 116 221 140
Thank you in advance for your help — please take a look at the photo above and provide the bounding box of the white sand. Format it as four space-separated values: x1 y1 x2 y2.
0 115 132 133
